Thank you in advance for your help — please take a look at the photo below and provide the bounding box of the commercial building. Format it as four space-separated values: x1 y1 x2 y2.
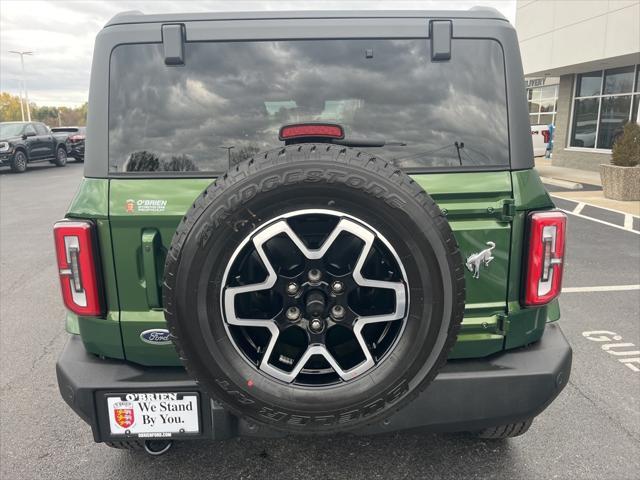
516 0 640 171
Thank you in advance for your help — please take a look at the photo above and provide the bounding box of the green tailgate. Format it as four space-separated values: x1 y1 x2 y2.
67 170 554 366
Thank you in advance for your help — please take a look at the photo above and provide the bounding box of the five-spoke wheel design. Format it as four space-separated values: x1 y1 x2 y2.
221 209 409 386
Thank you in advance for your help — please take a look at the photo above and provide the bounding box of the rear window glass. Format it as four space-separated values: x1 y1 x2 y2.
109 39 509 174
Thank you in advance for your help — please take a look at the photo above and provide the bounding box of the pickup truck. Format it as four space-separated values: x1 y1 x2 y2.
0 121 68 173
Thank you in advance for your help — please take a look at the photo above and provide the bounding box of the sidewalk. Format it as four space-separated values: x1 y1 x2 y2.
535 158 640 216
535 158 602 186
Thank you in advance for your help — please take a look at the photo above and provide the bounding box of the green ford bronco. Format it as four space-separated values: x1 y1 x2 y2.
55 9 571 454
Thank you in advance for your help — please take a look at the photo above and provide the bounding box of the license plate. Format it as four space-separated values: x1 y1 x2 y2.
107 392 199 438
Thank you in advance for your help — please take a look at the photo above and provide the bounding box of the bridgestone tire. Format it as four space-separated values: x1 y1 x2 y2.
163 143 465 434
476 418 534 439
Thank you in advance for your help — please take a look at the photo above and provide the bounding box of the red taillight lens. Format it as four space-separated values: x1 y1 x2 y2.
524 210 567 306
68 134 85 142
53 220 104 316
279 123 344 141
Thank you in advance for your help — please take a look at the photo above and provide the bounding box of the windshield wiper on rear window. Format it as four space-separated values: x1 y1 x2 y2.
394 141 491 166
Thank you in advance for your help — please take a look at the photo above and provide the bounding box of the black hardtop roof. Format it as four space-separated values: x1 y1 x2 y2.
105 8 507 27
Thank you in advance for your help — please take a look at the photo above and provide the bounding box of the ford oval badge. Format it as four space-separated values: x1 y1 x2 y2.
140 329 173 345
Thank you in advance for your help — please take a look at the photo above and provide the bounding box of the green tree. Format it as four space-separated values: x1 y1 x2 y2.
0 92 24 121
163 154 199 172
0 91 88 126
125 151 161 172
230 145 260 165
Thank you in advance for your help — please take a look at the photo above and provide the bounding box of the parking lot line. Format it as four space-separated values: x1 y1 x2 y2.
624 214 633 230
550 193 640 218
560 208 640 235
562 285 640 293
572 202 585 214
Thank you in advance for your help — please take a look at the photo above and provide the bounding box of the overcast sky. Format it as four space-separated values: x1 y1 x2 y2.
0 0 516 107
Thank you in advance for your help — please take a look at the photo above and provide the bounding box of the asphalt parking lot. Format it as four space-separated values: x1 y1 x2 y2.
1 162 638 479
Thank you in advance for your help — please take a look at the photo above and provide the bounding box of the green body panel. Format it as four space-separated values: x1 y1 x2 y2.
108 179 211 313
78 312 124 359
416 172 513 358
65 312 80 335
65 169 558 365
66 178 109 219
547 298 561 322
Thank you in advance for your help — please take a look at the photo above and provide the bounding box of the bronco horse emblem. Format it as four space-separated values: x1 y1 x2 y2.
466 242 496 279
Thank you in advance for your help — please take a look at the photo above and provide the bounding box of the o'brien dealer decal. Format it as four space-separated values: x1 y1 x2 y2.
126 199 168 213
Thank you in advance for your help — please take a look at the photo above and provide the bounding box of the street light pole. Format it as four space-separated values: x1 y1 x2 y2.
9 51 33 122
219 146 235 170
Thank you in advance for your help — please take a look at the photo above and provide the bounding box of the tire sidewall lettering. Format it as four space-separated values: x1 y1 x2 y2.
215 376 410 426
198 169 409 249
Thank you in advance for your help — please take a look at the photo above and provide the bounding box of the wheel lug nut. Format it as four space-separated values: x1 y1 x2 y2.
286 282 299 296
331 281 344 294
309 318 323 332
331 305 345 320
308 269 322 283
286 306 301 321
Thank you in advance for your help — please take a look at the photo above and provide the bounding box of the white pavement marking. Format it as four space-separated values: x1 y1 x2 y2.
573 202 585 214
550 193 640 218
624 214 633 230
561 209 640 235
563 285 640 293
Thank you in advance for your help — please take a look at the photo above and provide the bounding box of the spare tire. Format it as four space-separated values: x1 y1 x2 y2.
163 144 464 434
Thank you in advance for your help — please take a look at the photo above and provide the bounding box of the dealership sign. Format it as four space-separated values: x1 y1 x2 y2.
525 76 560 88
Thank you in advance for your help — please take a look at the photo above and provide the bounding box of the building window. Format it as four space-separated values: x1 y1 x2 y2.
528 83 558 126
569 65 640 150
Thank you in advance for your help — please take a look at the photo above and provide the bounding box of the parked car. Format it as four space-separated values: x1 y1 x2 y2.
55 8 571 456
51 126 86 162
0 121 68 172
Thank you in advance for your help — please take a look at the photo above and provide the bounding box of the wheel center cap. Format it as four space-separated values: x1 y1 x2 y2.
305 289 326 319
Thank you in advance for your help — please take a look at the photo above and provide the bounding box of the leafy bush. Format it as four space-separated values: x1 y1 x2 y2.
611 122 640 167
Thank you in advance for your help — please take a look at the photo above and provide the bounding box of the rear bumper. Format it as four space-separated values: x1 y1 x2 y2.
57 323 571 442
66 142 85 159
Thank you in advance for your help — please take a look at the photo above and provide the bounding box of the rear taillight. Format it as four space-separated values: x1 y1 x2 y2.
524 210 567 306
279 123 344 141
53 220 104 316
68 134 85 142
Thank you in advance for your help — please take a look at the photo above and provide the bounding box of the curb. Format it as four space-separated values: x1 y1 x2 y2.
540 176 583 190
